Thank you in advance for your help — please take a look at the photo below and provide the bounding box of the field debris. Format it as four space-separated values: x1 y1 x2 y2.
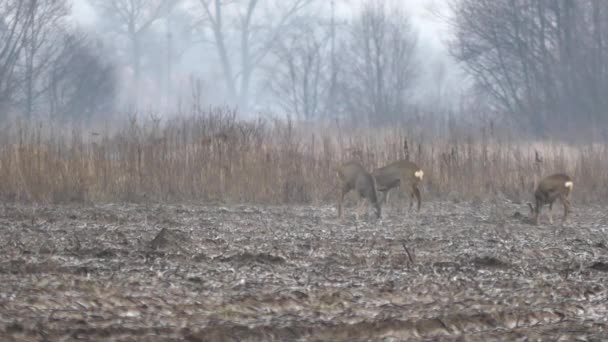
0 201 607 340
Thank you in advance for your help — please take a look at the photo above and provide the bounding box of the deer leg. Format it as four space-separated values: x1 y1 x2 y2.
374 199 382 219
355 197 367 220
408 191 415 211
400 188 406 214
533 199 543 225
378 190 387 206
409 184 421 212
338 185 350 219
560 195 571 222
408 187 414 211
548 200 554 225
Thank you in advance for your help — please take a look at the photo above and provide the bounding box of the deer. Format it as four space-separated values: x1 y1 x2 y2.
336 161 381 219
527 173 573 225
372 160 424 211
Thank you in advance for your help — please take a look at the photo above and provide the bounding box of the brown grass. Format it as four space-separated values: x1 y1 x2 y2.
0 109 606 205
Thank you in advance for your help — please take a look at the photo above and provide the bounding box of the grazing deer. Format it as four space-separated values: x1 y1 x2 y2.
337 161 381 219
528 173 573 225
372 160 424 211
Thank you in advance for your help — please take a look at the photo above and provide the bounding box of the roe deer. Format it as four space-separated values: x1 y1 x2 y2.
337 161 381 219
372 160 424 211
528 173 573 225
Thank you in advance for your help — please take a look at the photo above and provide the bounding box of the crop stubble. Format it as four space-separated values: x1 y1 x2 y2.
0 201 607 340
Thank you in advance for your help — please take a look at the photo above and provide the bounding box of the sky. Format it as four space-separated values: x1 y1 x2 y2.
71 0 449 50
71 1 96 23
70 0 454 70
69 0 463 110
347 0 449 50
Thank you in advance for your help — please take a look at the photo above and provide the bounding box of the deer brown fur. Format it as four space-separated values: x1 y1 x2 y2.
337 161 381 219
372 160 424 211
528 173 573 225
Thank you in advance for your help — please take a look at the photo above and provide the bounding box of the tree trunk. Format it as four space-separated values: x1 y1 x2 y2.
132 35 141 110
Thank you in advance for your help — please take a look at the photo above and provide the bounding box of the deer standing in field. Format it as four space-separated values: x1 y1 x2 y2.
528 173 573 225
336 161 381 219
372 160 424 211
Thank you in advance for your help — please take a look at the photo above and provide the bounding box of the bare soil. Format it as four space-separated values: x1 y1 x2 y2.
1 200 607 341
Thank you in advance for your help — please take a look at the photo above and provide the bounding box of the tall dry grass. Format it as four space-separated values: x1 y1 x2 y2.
0 109 606 205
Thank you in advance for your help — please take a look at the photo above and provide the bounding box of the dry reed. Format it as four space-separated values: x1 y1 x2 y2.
0 109 606 205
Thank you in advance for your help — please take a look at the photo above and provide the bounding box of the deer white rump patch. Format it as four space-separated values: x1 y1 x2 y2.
565 181 573 189
414 170 424 180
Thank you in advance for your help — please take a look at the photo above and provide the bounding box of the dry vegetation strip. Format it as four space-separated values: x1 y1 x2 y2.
0 110 607 205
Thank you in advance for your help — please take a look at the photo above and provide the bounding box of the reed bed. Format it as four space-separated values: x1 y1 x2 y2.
0 109 606 205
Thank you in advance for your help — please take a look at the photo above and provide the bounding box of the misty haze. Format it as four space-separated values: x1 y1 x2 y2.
1 0 607 340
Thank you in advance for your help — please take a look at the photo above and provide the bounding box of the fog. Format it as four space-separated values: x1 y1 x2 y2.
66 0 467 120
3 0 603 135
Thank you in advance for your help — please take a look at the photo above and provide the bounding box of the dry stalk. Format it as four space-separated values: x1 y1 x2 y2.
0 110 605 205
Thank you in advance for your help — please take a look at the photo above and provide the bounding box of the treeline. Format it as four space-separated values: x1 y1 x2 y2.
0 0 114 122
450 0 608 135
84 0 425 126
2 0 608 136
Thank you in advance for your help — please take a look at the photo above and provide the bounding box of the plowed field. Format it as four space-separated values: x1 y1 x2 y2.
1 201 607 341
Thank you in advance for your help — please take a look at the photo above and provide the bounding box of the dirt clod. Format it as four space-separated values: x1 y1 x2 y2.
589 261 608 272
149 227 189 250
471 256 510 269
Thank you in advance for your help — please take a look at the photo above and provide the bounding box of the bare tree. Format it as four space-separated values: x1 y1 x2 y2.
21 0 69 118
449 0 608 134
0 0 34 114
89 0 177 109
0 0 71 119
268 22 330 120
48 31 116 122
338 1 418 126
195 0 316 112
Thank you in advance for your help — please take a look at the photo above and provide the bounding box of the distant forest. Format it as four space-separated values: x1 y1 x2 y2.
1 0 607 137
